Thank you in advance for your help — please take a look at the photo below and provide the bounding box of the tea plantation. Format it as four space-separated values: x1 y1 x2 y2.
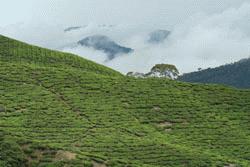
0 35 250 167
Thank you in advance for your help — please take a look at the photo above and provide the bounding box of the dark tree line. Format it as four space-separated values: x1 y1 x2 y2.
178 58 250 89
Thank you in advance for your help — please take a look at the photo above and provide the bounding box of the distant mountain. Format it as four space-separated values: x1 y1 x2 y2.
64 25 114 32
148 30 171 44
64 26 82 32
98 24 114 28
179 58 250 89
78 35 133 60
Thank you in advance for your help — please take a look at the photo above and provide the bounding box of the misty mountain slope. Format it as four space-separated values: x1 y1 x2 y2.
148 30 171 44
64 26 82 32
1 35 250 167
78 35 133 60
179 58 250 89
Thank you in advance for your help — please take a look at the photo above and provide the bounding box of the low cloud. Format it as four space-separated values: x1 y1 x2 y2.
1 1 250 74
108 3 250 74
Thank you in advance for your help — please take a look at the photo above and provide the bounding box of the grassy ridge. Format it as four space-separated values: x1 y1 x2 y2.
0 35 121 77
0 35 250 167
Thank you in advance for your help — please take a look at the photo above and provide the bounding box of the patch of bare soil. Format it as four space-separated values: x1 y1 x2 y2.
159 122 172 127
224 164 236 167
33 150 43 161
0 106 5 112
164 128 172 132
21 144 30 150
152 106 161 111
55 150 76 161
158 121 173 132
93 161 107 167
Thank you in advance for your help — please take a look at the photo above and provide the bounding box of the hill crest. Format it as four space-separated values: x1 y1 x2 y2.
0 35 121 77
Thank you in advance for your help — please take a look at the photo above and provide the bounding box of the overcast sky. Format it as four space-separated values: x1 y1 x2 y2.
1 0 250 74
0 0 247 26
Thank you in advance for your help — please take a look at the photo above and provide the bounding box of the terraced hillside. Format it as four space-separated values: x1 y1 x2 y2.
0 35 250 167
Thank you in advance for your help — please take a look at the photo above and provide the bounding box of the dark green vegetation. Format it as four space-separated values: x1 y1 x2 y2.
179 58 250 89
149 64 179 77
151 64 179 74
0 35 250 167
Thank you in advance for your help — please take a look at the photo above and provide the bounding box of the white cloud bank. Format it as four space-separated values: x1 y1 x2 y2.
1 0 250 74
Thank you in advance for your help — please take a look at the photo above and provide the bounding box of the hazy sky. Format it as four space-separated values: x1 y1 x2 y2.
1 0 250 74
1 0 247 26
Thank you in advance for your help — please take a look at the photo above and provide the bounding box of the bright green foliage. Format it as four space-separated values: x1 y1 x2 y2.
149 64 179 78
151 64 179 74
0 35 250 167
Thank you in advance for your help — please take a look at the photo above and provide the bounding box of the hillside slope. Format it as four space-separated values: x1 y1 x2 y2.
0 35 121 77
178 58 250 89
0 35 250 167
